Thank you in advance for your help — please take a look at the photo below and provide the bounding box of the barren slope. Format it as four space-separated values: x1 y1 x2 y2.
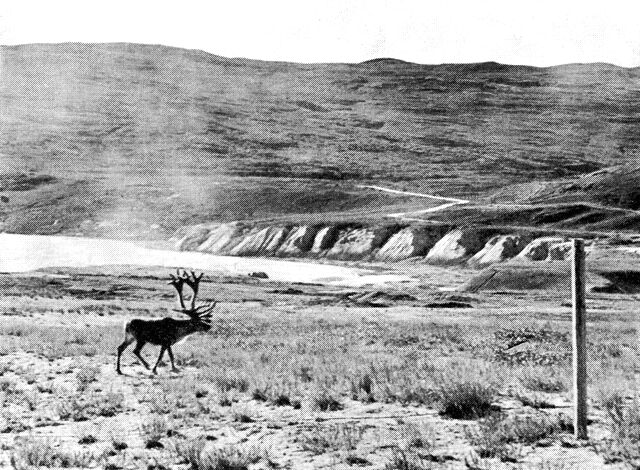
1 43 640 237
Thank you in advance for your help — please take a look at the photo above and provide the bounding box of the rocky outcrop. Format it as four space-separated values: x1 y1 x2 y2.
176 223 219 251
227 226 291 256
276 225 320 257
173 221 597 267
516 237 566 261
326 225 398 260
197 222 248 254
376 225 448 261
548 241 572 260
468 234 532 266
310 226 342 255
425 228 495 263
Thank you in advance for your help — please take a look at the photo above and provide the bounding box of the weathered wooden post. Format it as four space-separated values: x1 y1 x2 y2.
571 238 588 439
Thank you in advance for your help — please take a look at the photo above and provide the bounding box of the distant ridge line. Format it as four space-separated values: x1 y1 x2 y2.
1 42 637 69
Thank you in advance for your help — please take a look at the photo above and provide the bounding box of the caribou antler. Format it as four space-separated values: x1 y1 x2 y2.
168 269 188 310
183 270 204 311
168 269 215 320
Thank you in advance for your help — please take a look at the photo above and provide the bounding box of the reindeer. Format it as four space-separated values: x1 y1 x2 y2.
116 269 216 375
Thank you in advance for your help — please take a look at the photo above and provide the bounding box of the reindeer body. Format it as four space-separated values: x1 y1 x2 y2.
116 270 215 375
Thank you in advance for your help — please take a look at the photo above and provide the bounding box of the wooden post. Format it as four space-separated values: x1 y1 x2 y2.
572 238 588 440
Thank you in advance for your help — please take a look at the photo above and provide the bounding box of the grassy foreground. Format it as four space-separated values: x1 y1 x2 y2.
0 266 638 469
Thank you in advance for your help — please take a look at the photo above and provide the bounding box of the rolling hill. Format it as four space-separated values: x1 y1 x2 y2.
1 43 640 238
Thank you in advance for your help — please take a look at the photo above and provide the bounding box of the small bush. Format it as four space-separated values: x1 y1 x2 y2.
437 380 495 419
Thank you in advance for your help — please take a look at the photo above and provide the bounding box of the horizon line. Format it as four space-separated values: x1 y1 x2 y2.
2 41 638 69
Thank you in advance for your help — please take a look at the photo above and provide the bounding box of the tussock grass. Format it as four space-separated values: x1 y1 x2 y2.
175 441 261 470
518 366 568 393
465 412 569 460
297 422 366 455
142 416 169 449
311 388 343 412
595 390 640 466
56 391 124 421
436 379 496 420
385 448 434 470
76 364 101 392
10 438 101 470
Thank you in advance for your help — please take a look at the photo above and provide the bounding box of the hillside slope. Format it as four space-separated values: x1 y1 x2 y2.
1 43 640 237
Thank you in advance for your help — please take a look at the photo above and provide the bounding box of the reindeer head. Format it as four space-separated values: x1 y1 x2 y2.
168 269 216 331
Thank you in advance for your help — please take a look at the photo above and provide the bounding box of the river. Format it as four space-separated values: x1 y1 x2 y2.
0 233 409 287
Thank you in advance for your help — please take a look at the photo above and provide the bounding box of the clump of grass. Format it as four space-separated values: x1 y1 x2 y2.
519 367 568 393
202 371 250 394
311 388 343 412
76 364 101 392
402 422 435 450
491 328 569 366
595 391 640 465
385 448 432 470
56 391 124 421
297 422 365 455
36 382 54 394
10 439 98 470
251 383 300 408
217 391 236 407
111 436 128 451
177 442 261 470
436 379 496 419
0 377 19 394
516 393 556 409
350 373 375 403
174 437 207 465
465 413 567 461
231 406 256 424
78 434 98 445
142 417 168 449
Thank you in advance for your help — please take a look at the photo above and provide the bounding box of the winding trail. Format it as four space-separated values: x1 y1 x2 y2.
358 184 469 218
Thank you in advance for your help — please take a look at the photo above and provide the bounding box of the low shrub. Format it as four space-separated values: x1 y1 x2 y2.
437 380 496 419
466 413 567 460
595 391 640 466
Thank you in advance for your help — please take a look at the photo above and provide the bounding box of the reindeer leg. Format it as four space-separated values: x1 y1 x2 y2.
116 336 134 375
167 347 179 373
152 346 166 375
133 341 150 370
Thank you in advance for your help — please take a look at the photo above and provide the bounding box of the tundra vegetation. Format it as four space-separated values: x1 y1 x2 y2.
1 43 639 470
0 265 637 469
